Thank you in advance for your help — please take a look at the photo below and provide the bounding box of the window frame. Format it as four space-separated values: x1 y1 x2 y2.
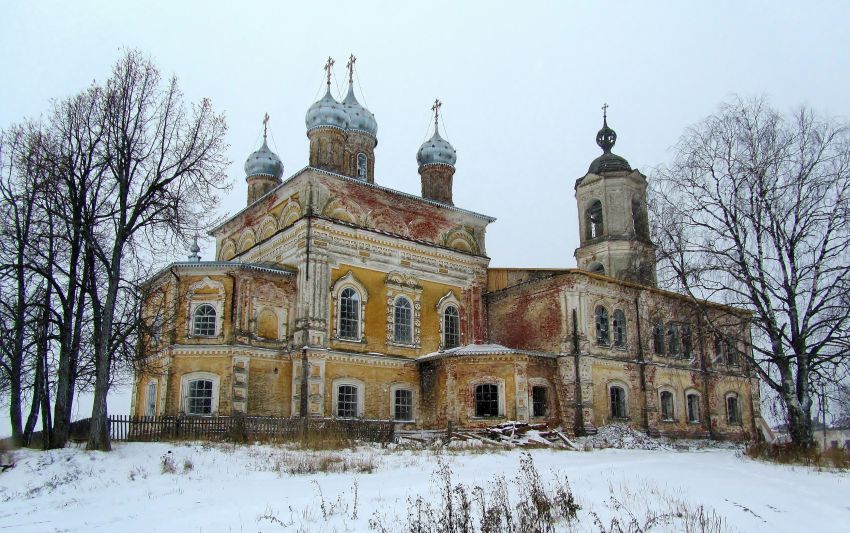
474 383 500 418
531 386 548 418
192 303 218 337
331 271 369 344
725 393 741 425
390 385 415 422
652 321 665 356
659 389 675 422
609 383 628 419
180 372 220 416
332 378 365 419
392 296 414 344
595 305 610 346
145 380 158 417
338 287 362 341
356 152 368 180
586 199 604 240
686 391 701 424
442 305 461 350
612 309 627 348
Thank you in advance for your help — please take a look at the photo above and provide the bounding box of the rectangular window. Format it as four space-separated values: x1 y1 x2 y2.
337 385 358 418
660 391 674 421
531 386 547 417
146 382 157 416
393 389 413 421
187 379 213 415
475 384 499 417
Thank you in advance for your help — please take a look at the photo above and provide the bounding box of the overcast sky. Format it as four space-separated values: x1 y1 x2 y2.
2 1 849 423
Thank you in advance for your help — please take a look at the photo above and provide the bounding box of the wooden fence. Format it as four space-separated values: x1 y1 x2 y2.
108 415 395 444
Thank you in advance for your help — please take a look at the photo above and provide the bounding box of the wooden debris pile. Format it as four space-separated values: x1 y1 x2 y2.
442 422 578 449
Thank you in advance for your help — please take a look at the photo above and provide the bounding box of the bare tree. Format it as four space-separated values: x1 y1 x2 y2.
651 96 850 449
85 50 229 450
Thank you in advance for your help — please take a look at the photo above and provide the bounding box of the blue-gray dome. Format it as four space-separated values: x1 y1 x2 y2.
244 140 283 179
305 88 349 132
342 86 377 139
416 129 457 168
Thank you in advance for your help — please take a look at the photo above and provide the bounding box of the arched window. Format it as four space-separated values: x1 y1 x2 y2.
192 304 217 336
595 306 610 345
187 379 214 415
442 305 460 349
686 392 701 423
339 288 360 340
666 322 680 357
588 262 605 275
632 197 649 240
612 309 627 348
652 321 665 355
682 324 693 358
475 383 499 417
586 200 604 240
726 394 741 425
660 390 674 421
393 297 413 344
610 385 627 419
356 153 368 180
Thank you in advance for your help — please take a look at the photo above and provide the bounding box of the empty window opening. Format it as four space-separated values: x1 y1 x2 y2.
532 386 548 417
726 395 741 425
146 382 157 417
586 200 604 240
610 386 627 419
356 153 368 180
652 322 665 355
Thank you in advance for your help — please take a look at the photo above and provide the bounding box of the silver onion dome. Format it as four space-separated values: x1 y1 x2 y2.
305 88 349 131
244 140 284 179
416 128 457 168
342 86 377 139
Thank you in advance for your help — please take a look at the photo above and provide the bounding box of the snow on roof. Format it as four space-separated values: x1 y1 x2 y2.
416 343 556 362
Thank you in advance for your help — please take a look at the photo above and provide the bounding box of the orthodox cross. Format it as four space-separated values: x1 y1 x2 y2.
346 54 357 84
323 57 335 88
431 98 442 129
262 112 270 141
602 102 609 121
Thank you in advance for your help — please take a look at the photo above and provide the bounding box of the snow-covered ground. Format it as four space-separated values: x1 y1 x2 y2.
1 440 847 532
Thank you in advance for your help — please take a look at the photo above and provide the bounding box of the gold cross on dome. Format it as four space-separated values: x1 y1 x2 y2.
323 57 335 87
431 98 442 127
602 102 609 121
262 113 270 141
346 54 357 84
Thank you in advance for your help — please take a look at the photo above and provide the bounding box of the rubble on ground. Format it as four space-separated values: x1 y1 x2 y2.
575 424 672 451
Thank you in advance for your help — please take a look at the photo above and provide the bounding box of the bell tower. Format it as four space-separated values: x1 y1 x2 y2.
574 105 656 286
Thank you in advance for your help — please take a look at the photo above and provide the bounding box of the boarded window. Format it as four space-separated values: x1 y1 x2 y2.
393 389 413 421
475 384 499 417
532 386 548 417
146 382 157 417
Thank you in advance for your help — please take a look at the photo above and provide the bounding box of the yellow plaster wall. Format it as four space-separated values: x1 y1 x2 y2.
322 358 419 419
247 358 293 416
329 264 464 357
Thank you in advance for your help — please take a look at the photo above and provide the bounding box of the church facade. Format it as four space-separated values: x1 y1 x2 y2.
131 59 761 440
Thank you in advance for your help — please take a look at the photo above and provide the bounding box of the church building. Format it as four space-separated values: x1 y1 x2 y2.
132 57 761 440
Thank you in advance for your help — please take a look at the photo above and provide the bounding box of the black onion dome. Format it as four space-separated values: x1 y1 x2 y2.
588 117 631 173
